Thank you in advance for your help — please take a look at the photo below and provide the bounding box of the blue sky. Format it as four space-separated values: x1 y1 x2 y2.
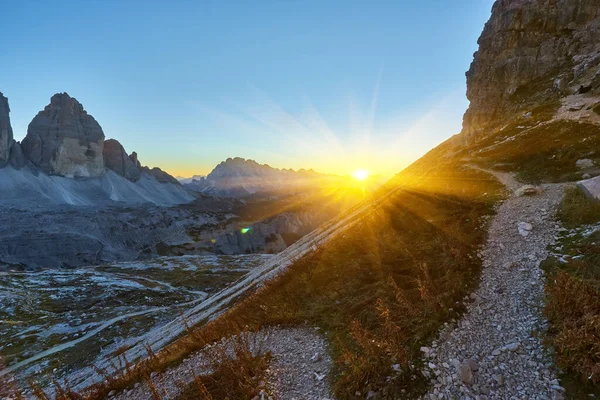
1 0 494 177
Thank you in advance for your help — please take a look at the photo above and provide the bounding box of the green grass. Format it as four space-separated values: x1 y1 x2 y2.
557 186 600 228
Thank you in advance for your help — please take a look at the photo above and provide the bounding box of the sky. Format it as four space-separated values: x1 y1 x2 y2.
1 0 494 178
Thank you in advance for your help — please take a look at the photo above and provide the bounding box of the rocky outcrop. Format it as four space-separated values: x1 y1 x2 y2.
22 93 105 177
0 92 14 167
103 139 141 181
144 166 180 184
463 0 600 138
103 139 181 184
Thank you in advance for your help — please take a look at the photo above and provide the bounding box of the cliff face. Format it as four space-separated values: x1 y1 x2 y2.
0 93 14 167
22 93 106 177
103 138 142 182
463 0 600 137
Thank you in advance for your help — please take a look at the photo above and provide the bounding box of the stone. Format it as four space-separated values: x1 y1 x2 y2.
21 93 105 177
103 139 142 181
578 175 600 200
503 342 520 352
576 159 595 169
465 358 479 372
458 362 474 384
515 185 541 197
518 222 533 237
0 92 14 167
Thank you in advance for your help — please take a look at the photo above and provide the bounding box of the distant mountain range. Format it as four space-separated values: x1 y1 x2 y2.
180 157 385 197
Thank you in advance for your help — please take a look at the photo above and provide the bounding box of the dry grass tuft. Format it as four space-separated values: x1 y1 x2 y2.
544 271 600 383
176 336 271 400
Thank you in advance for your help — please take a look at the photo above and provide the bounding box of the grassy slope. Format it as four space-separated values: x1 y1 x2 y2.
541 187 600 398
453 100 600 183
44 150 502 400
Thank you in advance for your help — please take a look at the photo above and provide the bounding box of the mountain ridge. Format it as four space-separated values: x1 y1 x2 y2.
184 156 367 197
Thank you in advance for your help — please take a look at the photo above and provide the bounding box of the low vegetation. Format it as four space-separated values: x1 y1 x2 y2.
540 189 600 397
556 186 600 228
451 98 600 183
176 337 271 400
471 119 600 183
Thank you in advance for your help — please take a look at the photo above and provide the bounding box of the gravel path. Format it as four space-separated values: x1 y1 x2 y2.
111 327 333 400
421 168 570 400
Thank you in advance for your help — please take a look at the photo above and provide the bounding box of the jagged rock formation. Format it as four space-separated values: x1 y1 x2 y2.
463 0 600 137
143 166 180 184
103 138 179 184
103 138 142 181
22 93 106 177
0 92 191 207
0 92 14 167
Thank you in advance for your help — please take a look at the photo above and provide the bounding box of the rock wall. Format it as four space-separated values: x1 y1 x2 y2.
22 93 105 177
463 0 600 137
103 138 142 181
0 92 13 167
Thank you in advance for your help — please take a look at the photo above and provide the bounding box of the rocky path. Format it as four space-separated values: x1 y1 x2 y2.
111 327 333 400
422 168 570 399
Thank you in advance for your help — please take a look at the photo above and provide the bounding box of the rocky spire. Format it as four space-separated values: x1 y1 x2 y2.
21 93 105 177
103 139 142 181
0 92 14 167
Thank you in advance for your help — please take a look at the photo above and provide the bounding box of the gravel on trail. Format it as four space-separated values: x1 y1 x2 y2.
111 327 333 400
421 168 570 400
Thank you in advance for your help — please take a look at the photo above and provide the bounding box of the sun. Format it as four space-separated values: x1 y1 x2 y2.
353 169 369 181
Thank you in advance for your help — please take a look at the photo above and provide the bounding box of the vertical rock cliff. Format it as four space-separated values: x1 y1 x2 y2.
0 92 13 167
462 0 600 138
103 138 142 181
21 93 105 177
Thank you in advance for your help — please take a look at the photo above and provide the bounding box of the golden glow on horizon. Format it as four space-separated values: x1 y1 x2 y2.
353 169 369 181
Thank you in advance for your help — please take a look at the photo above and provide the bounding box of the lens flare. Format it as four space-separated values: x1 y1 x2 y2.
353 169 369 181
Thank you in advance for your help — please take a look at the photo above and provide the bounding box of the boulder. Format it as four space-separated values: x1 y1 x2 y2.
578 174 600 200
576 158 595 169
21 93 105 177
515 185 541 197
103 139 141 181
0 92 14 167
